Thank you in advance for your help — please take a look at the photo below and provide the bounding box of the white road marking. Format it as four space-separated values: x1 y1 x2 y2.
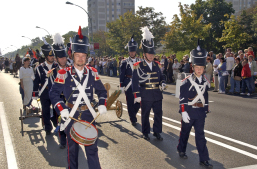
230 164 257 169
209 101 214 102
0 102 18 169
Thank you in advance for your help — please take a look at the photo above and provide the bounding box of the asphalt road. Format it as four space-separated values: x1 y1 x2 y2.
0 71 256 169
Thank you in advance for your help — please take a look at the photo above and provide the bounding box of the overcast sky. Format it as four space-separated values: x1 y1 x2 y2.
0 0 195 54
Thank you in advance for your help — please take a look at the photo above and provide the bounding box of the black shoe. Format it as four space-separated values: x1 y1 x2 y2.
46 131 51 135
60 145 66 149
200 161 213 168
212 90 218 92
178 151 188 159
131 122 137 126
153 132 163 141
143 134 150 141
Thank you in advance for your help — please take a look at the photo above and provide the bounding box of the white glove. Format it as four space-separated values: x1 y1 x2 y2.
61 109 69 121
134 97 141 104
161 83 166 90
120 87 124 94
182 111 190 123
98 105 107 115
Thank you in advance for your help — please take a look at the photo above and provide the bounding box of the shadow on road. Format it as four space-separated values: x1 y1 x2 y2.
133 121 225 169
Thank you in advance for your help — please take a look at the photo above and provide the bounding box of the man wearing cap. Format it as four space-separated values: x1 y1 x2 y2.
132 27 166 140
120 35 141 126
177 41 213 168
48 33 69 149
49 26 107 169
32 38 58 135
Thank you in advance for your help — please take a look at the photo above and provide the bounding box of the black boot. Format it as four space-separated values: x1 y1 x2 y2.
143 134 150 141
153 132 163 141
131 122 137 126
177 150 188 159
200 161 213 168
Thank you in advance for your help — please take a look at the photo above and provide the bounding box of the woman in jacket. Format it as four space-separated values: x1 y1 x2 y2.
240 61 252 96
228 58 242 95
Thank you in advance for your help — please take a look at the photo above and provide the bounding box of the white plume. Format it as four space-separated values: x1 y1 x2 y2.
53 33 64 45
42 37 49 45
140 26 154 42
69 37 72 43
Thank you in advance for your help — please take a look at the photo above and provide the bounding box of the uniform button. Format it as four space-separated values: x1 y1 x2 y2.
70 85 72 87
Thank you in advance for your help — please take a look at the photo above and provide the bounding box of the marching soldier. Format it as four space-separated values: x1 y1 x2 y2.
132 27 166 140
66 37 73 66
49 26 107 169
28 48 38 68
120 35 141 126
32 37 58 135
177 41 213 168
49 33 69 149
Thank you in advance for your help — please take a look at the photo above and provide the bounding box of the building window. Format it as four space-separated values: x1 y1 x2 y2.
117 2 120 5
112 14 114 17
107 2 109 5
112 8 114 11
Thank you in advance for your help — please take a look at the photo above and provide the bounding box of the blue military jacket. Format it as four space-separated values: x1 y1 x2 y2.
49 66 107 115
119 57 141 88
33 62 58 95
179 73 210 119
132 60 165 101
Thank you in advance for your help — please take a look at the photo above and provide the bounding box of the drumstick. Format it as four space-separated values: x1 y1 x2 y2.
69 116 90 127
85 113 100 130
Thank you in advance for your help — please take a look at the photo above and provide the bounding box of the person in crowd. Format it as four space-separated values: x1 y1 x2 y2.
19 57 35 110
167 57 174 83
102 58 107 75
86 57 94 67
95 58 99 71
226 52 235 87
172 59 180 82
247 47 255 60
238 50 243 56
240 60 253 96
228 58 242 95
205 57 212 83
218 57 227 94
248 55 257 93
112 58 117 77
209 51 216 61
9 59 13 75
98 58 102 74
225 48 232 58
4 58 10 73
239 53 244 62
163 55 168 76
179 60 185 73
182 58 190 73
244 49 248 58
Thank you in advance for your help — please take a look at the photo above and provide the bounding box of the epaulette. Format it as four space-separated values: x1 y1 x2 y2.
133 61 141 69
155 61 161 68
54 68 67 84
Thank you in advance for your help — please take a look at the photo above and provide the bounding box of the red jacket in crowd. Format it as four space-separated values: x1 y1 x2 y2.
247 51 255 59
241 63 251 78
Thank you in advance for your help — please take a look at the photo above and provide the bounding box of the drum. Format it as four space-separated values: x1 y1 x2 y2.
70 120 98 146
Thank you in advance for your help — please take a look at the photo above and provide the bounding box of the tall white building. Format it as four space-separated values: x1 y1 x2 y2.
225 0 257 16
88 0 135 36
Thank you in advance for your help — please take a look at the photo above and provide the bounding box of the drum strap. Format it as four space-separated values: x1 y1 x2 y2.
187 76 206 105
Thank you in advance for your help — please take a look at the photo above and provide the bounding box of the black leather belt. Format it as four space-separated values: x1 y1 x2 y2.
140 84 159 88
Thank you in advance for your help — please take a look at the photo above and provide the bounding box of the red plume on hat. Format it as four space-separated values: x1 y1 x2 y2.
78 26 83 39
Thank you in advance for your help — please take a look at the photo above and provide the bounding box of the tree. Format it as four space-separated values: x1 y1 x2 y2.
93 30 111 56
136 6 167 48
106 12 142 54
163 3 211 53
106 7 167 54
191 0 235 52
217 15 252 51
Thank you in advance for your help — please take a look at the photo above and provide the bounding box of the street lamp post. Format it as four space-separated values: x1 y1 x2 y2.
22 36 32 41
36 26 51 37
66 1 93 42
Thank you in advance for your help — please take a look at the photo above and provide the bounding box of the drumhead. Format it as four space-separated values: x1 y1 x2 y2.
72 120 98 139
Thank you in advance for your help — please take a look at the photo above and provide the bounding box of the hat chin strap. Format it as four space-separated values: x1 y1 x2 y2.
144 53 151 62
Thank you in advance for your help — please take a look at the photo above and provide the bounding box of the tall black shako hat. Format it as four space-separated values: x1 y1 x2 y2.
140 27 155 54
190 39 207 66
125 34 138 52
35 49 43 58
52 33 67 58
41 37 54 57
72 26 89 54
